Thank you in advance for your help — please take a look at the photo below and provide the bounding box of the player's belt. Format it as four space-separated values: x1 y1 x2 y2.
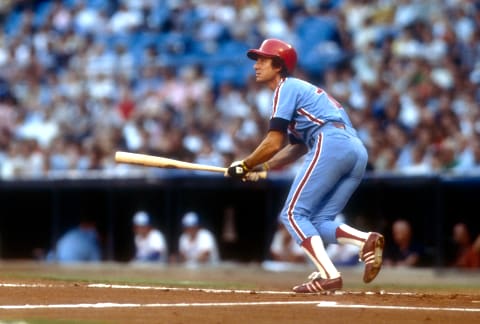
330 121 346 130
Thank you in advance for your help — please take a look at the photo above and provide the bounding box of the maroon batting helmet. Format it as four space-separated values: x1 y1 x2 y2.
247 39 297 74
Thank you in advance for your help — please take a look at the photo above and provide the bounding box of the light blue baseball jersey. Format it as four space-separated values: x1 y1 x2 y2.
271 77 353 145
271 77 368 246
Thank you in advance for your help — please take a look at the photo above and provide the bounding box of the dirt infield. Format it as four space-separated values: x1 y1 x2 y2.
0 261 479 323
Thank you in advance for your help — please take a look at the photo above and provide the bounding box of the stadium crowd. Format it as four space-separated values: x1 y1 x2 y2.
0 0 478 179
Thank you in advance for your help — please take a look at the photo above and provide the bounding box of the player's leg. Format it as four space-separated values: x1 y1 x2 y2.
279 192 343 291
314 139 384 283
279 133 344 292
316 185 385 283
279 212 343 292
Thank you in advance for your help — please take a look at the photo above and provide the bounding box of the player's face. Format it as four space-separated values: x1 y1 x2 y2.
253 57 281 85
134 225 150 237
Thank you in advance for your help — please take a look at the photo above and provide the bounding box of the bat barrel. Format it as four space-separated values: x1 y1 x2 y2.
115 151 227 173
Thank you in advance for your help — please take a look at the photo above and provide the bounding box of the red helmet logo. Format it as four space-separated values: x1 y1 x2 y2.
247 39 297 74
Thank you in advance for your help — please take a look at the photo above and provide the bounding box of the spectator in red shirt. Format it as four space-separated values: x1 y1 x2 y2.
450 222 480 269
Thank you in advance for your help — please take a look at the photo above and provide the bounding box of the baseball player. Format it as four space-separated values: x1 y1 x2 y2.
132 211 168 263
225 39 384 293
178 211 220 265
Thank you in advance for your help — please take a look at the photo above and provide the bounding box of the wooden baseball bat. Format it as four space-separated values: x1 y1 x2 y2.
114 151 268 179
115 151 226 173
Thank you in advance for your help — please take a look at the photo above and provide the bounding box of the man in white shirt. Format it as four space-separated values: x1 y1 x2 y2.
132 211 168 263
269 222 308 263
178 211 219 265
326 214 361 266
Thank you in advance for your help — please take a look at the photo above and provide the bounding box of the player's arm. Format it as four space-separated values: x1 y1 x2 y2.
228 117 300 178
238 136 306 182
243 130 286 169
263 142 307 170
243 117 292 169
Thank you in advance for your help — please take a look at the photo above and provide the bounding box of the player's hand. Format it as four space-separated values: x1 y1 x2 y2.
242 171 267 182
226 160 250 179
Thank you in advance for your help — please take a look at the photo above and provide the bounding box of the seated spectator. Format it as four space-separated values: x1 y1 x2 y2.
326 214 361 266
269 222 308 264
46 217 102 263
326 243 361 266
262 221 309 272
177 211 219 266
132 210 168 263
449 222 480 269
474 235 480 256
384 219 424 267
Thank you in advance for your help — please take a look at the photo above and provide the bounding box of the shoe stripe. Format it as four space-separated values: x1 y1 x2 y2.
313 280 324 292
363 247 384 264
307 282 315 292
294 278 342 293
364 254 376 264
362 251 374 259
361 233 385 283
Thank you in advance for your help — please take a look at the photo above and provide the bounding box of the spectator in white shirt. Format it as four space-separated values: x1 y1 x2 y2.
178 211 219 266
269 222 307 264
132 210 168 263
326 214 361 266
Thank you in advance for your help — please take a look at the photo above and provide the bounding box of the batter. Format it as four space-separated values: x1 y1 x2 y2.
225 39 385 293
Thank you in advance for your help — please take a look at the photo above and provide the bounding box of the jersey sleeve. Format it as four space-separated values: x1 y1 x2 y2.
271 78 297 121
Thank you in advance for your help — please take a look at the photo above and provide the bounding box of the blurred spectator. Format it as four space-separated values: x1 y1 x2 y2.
216 82 251 119
268 222 308 264
1 139 46 178
0 1 13 25
72 1 107 35
454 138 480 175
384 218 424 267
194 137 225 168
0 0 477 180
50 0 72 33
177 211 219 266
131 210 168 263
326 214 361 266
156 66 190 113
449 222 480 269
398 143 433 175
46 217 102 263
108 3 142 34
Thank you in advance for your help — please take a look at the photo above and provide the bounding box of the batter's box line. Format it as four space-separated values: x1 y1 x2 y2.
87 283 418 297
0 282 421 296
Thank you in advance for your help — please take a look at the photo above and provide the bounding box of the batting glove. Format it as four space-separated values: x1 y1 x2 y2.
242 171 267 182
227 160 250 179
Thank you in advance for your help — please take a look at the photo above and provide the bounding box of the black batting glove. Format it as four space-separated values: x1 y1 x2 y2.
226 160 250 179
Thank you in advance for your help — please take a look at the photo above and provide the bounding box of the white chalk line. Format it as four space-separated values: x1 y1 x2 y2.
1 301 317 309
315 301 480 312
1 283 479 312
0 301 479 312
2 282 399 296
88 283 419 297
